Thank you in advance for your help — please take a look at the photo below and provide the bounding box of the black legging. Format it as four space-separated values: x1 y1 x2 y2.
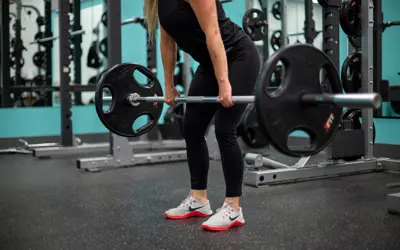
182 36 261 197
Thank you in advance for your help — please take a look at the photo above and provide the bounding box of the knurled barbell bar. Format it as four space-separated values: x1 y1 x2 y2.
95 43 382 157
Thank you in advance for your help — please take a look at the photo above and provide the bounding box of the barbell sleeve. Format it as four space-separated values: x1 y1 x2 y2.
300 93 382 109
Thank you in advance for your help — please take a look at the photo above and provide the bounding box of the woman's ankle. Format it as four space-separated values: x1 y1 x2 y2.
191 189 208 203
225 197 240 211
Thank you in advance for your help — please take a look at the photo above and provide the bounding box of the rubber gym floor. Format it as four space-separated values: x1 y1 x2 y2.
0 152 399 250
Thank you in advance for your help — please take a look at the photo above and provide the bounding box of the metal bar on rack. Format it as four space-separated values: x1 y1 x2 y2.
29 29 85 45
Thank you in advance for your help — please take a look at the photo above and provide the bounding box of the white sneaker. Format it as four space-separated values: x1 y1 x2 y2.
164 193 213 219
201 202 245 231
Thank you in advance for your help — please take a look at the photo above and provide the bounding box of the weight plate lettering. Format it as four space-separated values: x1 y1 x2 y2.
242 9 268 41
237 103 269 148
341 52 361 93
340 0 361 37
255 44 342 157
271 1 281 20
95 64 164 137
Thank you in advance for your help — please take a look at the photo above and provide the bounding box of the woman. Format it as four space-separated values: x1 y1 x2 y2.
144 0 261 231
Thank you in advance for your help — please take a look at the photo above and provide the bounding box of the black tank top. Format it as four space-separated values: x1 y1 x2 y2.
158 0 246 65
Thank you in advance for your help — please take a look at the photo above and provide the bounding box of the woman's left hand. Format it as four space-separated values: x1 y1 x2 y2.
218 83 233 108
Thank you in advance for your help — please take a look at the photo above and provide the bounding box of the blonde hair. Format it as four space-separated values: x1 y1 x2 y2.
144 0 158 42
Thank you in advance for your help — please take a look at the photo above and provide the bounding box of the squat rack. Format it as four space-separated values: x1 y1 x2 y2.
243 0 400 187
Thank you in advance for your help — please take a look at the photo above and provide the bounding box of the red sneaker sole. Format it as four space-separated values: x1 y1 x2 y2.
201 220 245 231
164 211 211 220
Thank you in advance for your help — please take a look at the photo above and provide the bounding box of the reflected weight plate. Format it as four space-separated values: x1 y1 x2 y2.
95 63 164 137
341 52 361 93
255 44 342 157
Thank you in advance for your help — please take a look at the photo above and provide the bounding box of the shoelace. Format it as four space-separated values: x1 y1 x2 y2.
178 195 194 208
216 205 235 219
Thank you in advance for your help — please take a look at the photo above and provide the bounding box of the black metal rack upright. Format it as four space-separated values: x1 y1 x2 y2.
258 0 269 60
321 0 341 70
72 0 82 105
320 0 341 161
14 1 22 87
44 0 53 106
373 0 383 116
304 0 316 44
58 0 74 146
0 0 11 107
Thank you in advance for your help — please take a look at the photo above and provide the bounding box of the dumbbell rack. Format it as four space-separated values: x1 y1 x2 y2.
243 0 400 189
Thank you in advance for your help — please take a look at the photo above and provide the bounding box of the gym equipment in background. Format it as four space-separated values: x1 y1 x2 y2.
95 44 381 157
242 9 268 41
341 52 362 93
270 30 282 51
340 0 361 38
271 1 281 20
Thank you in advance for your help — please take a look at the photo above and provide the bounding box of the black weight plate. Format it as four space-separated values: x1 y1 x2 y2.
340 0 361 37
341 52 361 93
348 35 361 48
101 12 107 27
34 31 45 41
88 75 97 85
317 0 329 7
238 103 269 148
271 30 282 51
99 38 108 57
255 43 342 157
341 108 376 155
242 9 268 41
271 1 281 20
33 51 46 68
10 55 25 69
33 75 46 86
391 101 400 115
36 16 45 26
95 63 164 137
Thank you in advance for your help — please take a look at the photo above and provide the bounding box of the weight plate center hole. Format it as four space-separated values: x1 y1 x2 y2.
265 60 286 96
133 69 150 87
132 114 151 133
102 87 112 112
319 65 331 92
287 129 314 152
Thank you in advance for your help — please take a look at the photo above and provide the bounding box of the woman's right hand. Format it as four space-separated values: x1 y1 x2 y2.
164 86 181 106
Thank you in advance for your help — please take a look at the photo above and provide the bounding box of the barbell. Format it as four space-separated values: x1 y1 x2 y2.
94 43 382 157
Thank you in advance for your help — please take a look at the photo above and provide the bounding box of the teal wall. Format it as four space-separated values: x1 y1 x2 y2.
1 0 400 145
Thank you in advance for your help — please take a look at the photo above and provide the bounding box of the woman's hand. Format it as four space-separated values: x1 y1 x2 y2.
218 82 233 108
164 86 181 106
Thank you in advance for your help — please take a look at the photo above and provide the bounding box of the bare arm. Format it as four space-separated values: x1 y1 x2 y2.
187 0 229 87
160 26 177 88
